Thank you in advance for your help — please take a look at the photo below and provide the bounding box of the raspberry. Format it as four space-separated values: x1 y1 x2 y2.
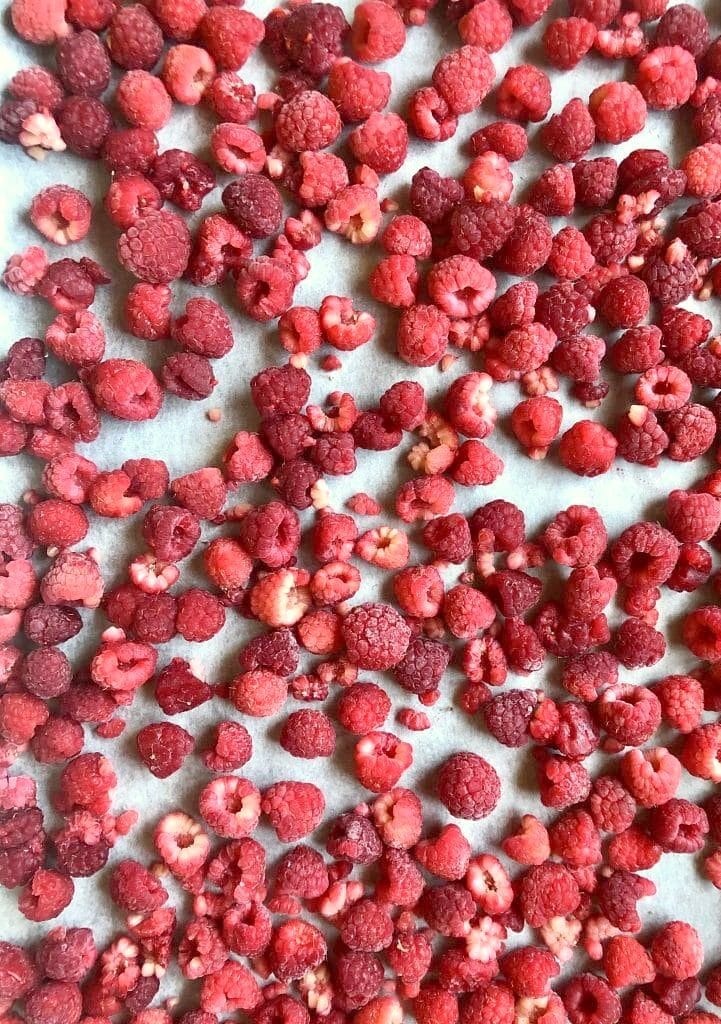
104 176 162 231
155 657 211 713
409 166 464 226
9 66 64 110
484 690 536 747
427 257 496 319
222 174 282 239
496 65 552 123
150 149 215 212
519 862 580 927
102 127 158 176
420 883 476 938
469 121 527 163
349 113 408 174
118 210 192 283
110 859 168 913
547 227 595 280
30 186 91 247
88 358 163 421
651 922 704 981
197 7 264 70
3 246 48 296
275 90 342 152
354 731 413 791
268 919 327 982
280 3 349 77
637 45 697 110
408 85 458 141
10 0 69 42
342 602 411 670
162 45 216 105
450 200 516 262
557 420 617 476
681 722 721 780
328 59 391 123
107 4 163 69
458 0 512 51
589 82 647 143
57 96 112 158
562 975 621 1024
437 751 500 820
280 709 336 758
597 276 649 328
0 806 45 886
261 781 325 841
341 898 394 952
540 99 595 165
327 811 382 864
236 258 295 322
56 29 110 97
274 844 328 899
543 17 596 69
200 960 260 1014
432 46 494 116
136 722 194 778
187 213 251 287
495 206 553 276
351 1 405 62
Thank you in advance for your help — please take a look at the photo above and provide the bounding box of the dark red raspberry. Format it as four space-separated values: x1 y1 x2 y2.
279 3 349 78
149 149 215 212
222 175 283 239
107 4 163 69
57 96 112 158
437 751 501 819
137 722 194 777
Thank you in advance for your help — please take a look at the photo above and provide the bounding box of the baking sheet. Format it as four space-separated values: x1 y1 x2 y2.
1 0 721 998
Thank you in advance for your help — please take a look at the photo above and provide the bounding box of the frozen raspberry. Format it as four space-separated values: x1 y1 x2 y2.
110 859 167 913
87 358 162 421
651 922 703 981
529 163 576 217
280 3 348 77
469 122 527 164
149 149 215 212
341 603 411 670
236 259 295 322
547 227 595 280
544 17 596 68
9 66 64 110
162 45 216 105
349 112 408 174
458 0 511 51
102 127 158 176
562 976 621 1024
197 7 264 70
495 205 553 276
56 29 110 97
155 657 211 714
222 174 282 239
267 918 327 985
541 98 595 162
239 634 299 681
107 4 163 69
124 283 170 341
328 59 390 123
118 210 191 283
137 722 193 778
261 781 324 842
636 45 697 109
572 158 617 209
437 751 500 820
275 90 341 152
558 420 617 476
654 4 708 56
104 176 162 231
409 166 464 226
496 65 551 123
3 246 48 296
30 186 91 247
354 732 413 792
596 275 649 328
432 45 494 116
519 862 580 927
0 806 45 887
589 82 647 143
206 72 256 124
56 96 112 158
187 212 251 287
351 1 404 61
450 199 516 262
10 0 69 42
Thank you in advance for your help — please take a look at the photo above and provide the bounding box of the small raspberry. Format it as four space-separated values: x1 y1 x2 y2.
349 112 408 174
161 45 216 105
541 97 595 162
458 0 512 50
150 148 215 212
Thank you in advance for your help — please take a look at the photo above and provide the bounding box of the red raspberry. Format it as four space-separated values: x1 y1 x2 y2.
349 112 408 174
206 72 256 124
267 919 327 983
496 65 551 123
171 297 233 360
124 283 170 341
620 747 682 807
407 85 457 141
105 175 161 231
88 358 163 421
437 751 500 820
651 922 704 981
501 947 560 997
223 182 280 245
637 45 697 109
292 152 348 208
342 603 411 669
118 210 191 283
541 98 595 164
409 166 464 226
261 782 325 842
3 245 48 296
236 259 295 322
558 420 617 476
681 722 721 780
655 674 704 733
654 3 708 55
495 205 553 275
9 66 64 110
152 0 206 40
56 29 110 97
351 0 405 61
469 121 527 163
649 798 708 854
150 148 215 212
327 58 390 123
275 90 342 152
107 4 163 69
10 0 68 42
529 164 576 217
562 976 621 1024
589 82 647 143
136 722 193 778
162 45 216 105
57 95 112 158
110 859 167 913
519 862 580 927
197 7 264 70
432 46 494 116
341 898 394 952
450 199 516 262
596 275 649 328
327 811 382 864
155 657 211 714
458 0 512 51
0 806 45 887
420 883 476 938
573 157 618 208
279 3 349 77
30 185 91 247
279 709 335 759
547 227 594 280
543 17 596 68
102 127 158 177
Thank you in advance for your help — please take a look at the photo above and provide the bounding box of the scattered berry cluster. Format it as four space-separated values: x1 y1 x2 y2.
2 0 721 1020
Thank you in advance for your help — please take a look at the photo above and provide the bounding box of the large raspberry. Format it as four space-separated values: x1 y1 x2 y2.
342 602 411 670
117 211 191 283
